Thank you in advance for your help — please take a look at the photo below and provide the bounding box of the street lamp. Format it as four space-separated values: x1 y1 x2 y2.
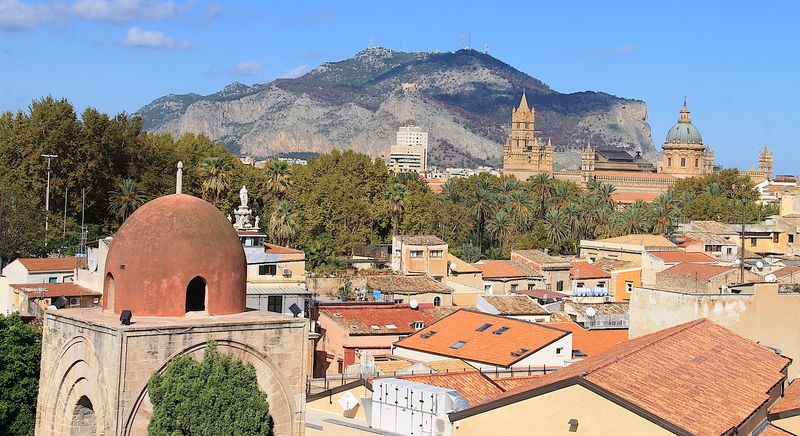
41 154 58 246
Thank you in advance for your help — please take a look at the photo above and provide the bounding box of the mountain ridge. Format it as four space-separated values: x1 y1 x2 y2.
136 47 657 168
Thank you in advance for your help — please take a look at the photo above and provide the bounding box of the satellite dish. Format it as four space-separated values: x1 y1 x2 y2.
587 259 594 264
47 305 57 311
288 303 302 317
449 262 457 271
756 261 764 269
53 296 68 309
585 307 597 318
765 274 777 283
409 299 419 309
338 391 359 411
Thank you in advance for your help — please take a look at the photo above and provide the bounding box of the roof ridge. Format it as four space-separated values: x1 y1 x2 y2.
576 319 707 377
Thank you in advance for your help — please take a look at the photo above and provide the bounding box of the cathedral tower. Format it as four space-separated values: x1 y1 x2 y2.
658 101 712 176
502 93 553 178
759 142 774 177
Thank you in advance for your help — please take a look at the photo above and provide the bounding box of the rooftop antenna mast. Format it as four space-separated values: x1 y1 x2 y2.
79 188 86 255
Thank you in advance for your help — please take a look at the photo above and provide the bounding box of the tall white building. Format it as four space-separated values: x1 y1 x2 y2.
389 126 428 173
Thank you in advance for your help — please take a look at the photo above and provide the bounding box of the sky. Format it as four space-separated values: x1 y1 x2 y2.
1 0 798 174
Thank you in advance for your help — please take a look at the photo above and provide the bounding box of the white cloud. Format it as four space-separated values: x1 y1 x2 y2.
229 61 264 76
67 0 178 23
120 27 192 49
0 0 52 32
281 10 336 23
598 45 637 55
279 65 310 79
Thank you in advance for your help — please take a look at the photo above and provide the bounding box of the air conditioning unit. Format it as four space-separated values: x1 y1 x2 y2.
603 296 614 303
282 268 292 278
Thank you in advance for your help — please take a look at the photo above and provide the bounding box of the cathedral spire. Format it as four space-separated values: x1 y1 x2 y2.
679 99 691 124
518 92 529 111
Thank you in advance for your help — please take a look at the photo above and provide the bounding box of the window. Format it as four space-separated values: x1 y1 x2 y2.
492 326 510 335
556 281 564 292
680 157 686 167
385 324 397 329
484 284 492 293
790 235 795 243
668 157 672 166
510 284 518 291
420 330 437 339
450 341 467 349
576 282 585 288
475 323 493 332
69 297 80 306
694 158 699 167
258 264 277 276
527 284 535 291
394 299 404 304
412 321 425 330
267 295 283 313
750 238 757 247
625 282 633 293
556 347 564 356
48 277 58 284
92 297 100 304
410 250 423 258
773 233 780 243
597 282 606 288
433 296 441 307
726 247 733 255
430 250 443 258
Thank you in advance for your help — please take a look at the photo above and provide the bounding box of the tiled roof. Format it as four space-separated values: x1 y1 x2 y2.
481 295 549 316
394 310 570 367
543 321 628 357
424 306 474 319
472 260 541 279
264 243 304 255
16 257 79 272
570 261 611 279
492 375 542 391
565 302 629 316
598 234 677 247
648 250 716 263
10 282 101 298
480 319 790 436
365 275 453 294
512 289 568 300
690 220 736 234
679 231 733 245
391 372 503 406
511 250 563 265
610 192 660 203
447 254 482 273
318 304 439 335
424 359 476 373
773 266 800 279
769 379 800 416
397 235 447 246
658 262 736 280
592 258 637 272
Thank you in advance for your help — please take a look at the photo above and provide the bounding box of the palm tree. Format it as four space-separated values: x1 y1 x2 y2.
595 208 622 239
594 183 617 206
385 183 407 235
706 182 724 197
496 178 521 201
108 179 148 222
440 180 461 203
551 182 572 210
528 173 553 217
544 208 569 246
620 204 645 234
467 189 495 253
486 209 515 250
200 157 231 206
265 159 291 202
507 190 533 232
650 204 677 234
268 200 298 246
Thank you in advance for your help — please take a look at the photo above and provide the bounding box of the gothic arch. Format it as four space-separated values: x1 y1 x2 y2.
124 339 298 436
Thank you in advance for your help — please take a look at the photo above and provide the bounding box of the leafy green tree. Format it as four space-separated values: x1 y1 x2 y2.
199 156 232 206
337 278 355 301
107 179 148 223
467 188 495 253
0 314 42 436
0 184 46 266
264 159 291 202
304 233 339 271
486 209 515 250
268 201 298 247
147 340 272 436
528 173 553 217
451 242 481 263
385 183 407 236
544 208 569 245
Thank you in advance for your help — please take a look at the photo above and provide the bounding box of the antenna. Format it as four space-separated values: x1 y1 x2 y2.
483 44 489 54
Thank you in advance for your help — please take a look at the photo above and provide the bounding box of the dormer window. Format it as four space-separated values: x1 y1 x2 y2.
412 321 425 330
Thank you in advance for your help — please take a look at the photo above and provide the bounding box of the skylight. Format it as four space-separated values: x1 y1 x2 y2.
475 323 493 332
420 330 437 339
371 325 380 330
492 326 510 335
450 341 467 349
510 348 530 357
385 324 397 329
334 313 342 317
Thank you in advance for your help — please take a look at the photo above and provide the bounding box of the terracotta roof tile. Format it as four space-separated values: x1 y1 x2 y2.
597 234 677 247
448 254 481 273
690 221 736 234
511 250 563 264
679 231 733 245
10 282 101 298
481 295 549 315
391 372 503 406
394 310 570 367
319 304 438 335
658 262 736 280
481 319 789 436
492 375 543 391
16 257 79 272
591 258 637 272
397 235 447 246
648 250 717 263
366 275 453 294
773 266 800 279
472 260 541 279
543 321 628 357
424 306 475 319
570 261 611 279
770 379 800 415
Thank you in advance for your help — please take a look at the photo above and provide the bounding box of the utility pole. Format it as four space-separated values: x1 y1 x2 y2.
41 154 58 246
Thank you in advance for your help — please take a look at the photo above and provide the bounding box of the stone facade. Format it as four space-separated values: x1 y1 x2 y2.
502 93 553 177
36 309 309 436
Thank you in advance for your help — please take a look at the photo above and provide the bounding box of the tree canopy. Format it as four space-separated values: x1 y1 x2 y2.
147 340 273 436
0 314 41 436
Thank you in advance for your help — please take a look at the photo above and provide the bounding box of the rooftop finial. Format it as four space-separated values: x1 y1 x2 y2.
176 161 183 194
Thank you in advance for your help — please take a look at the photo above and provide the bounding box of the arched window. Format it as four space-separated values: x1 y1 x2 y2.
433 296 441 307
186 276 206 312
71 396 96 435
104 273 115 309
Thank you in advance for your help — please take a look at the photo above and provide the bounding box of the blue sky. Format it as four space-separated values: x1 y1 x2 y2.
2 0 798 174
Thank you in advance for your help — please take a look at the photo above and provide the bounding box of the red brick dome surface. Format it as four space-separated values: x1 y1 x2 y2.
103 194 246 316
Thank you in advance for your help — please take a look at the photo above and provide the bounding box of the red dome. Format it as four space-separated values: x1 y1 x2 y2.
103 194 246 316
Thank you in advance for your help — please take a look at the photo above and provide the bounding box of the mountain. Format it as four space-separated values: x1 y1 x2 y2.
136 47 656 168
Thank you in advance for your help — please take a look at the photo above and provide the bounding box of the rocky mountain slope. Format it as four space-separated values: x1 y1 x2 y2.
136 47 656 168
